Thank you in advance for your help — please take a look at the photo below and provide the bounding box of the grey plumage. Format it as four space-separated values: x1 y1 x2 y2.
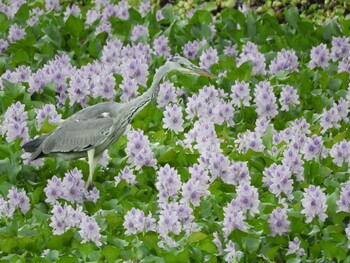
23 56 216 188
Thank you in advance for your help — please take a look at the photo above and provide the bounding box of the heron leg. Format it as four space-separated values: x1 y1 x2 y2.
85 148 101 190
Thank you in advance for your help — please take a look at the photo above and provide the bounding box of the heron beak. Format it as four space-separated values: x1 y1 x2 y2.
192 66 217 79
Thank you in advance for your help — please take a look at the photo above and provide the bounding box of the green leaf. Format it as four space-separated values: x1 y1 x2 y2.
242 237 261 254
261 244 280 260
320 240 347 261
161 4 174 22
190 10 212 24
199 240 218 254
41 24 62 48
39 116 58 134
65 15 84 38
0 12 8 32
188 232 208 243
110 18 132 41
0 236 17 253
88 32 107 58
285 7 300 29
322 21 341 41
14 4 29 22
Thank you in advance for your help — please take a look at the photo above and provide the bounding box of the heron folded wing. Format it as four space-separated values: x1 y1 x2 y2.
41 117 114 154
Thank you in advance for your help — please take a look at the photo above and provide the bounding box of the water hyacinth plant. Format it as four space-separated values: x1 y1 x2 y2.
0 0 349 262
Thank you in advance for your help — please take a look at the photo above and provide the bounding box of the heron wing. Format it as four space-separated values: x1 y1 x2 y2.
41 117 115 154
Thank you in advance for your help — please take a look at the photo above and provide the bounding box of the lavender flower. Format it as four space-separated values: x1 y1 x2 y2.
282 146 304 182
156 164 182 204
1 101 29 144
8 23 26 43
254 116 270 135
153 35 171 58
301 135 323 161
44 176 63 204
309 43 330 69
224 45 238 58
301 185 328 223
157 81 177 108
320 106 341 133
98 150 110 168
279 85 300 111
181 177 209 207
223 199 247 237
237 41 266 75
115 166 136 186
334 98 349 122
139 0 151 17
15 65 31 83
225 161 250 186
268 207 290 236
236 182 260 215
125 129 157 170
116 1 130 20
7 186 30 215
158 203 182 238
156 9 164 21
0 196 11 218
331 36 350 61
176 201 199 234
263 164 294 200
230 80 251 107
182 40 201 59
120 77 139 102
102 2 129 21
214 100 234 126
269 49 299 75
86 8 101 25
199 47 219 70
235 130 264 153
92 73 116 100
207 153 229 182
50 203 69 235
63 4 81 22
44 168 99 204
286 237 305 256
27 16 38 27
67 72 90 106
338 57 350 74
330 140 350 167
35 104 62 130
254 80 278 119
184 85 230 126
124 208 156 235
213 232 223 253
101 39 122 65
45 0 60 11
121 58 149 86
163 104 184 134
79 215 102 246
131 25 149 42
62 168 86 203
84 188 100 203
0 39 9 53
336 180 350 213
180 164 210 207
224 241 243 262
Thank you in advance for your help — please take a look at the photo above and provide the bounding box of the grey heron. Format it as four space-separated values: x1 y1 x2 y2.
23 55 216 189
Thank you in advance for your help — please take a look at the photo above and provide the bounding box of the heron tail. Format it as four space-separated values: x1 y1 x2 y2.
22 135 48 160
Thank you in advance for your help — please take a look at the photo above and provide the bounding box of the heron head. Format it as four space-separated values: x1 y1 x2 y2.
169 55 217 79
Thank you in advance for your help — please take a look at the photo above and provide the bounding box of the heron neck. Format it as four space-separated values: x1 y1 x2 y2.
123 64 173 122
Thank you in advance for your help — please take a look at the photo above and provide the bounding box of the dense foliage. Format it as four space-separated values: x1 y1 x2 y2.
0 0 349 262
